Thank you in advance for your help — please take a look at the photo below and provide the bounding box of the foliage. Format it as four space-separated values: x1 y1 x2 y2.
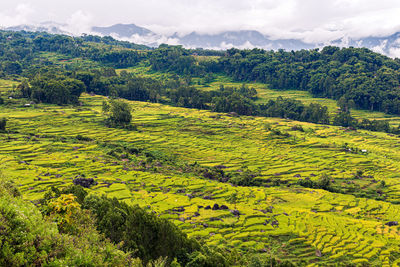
0 31 396 133
260 96 330 124
39 185 235 266
47 194 82 232
0 178 134 267
3 94 400 265
297 174 335 192
82 195 201 265
332 111 357 127
0 117 6 131
150 45 205 76
102 99 133 128
218 47 400 116
148 44 400 120
4 29 400 266
22 71 86 105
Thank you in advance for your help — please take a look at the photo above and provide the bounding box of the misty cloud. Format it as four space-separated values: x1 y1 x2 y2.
117 34 181 47
65 10 93 35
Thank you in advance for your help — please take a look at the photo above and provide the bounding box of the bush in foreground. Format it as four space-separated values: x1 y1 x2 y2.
0 180 134 266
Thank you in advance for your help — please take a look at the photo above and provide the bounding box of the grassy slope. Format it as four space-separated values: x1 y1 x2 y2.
37 52 102 70
1 87 400 265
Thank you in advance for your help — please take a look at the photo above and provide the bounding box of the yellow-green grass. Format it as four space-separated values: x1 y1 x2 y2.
116 61 173 80
194 55 220 62
38 52 101 69
1 93 400 265
0 79 20 95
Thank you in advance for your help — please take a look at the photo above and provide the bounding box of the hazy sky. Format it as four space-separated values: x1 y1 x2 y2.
1 0 400 42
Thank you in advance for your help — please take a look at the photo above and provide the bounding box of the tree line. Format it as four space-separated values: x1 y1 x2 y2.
149 45 400 116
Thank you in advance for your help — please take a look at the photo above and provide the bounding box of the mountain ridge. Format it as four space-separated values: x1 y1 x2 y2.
4 22 400 57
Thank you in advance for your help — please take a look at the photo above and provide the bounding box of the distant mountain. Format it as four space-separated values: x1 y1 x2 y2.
6 22 69 35
89 25 315 50
175 30 314 50
344 32 400 57
90 24 400 53
177 30 268 48
176 31 400 56
3 22 400 57
92 23 153 38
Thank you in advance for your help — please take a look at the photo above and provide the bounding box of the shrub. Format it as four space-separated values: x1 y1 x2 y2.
76 134 93 142
102 99 133 128
0 117 7 131
318 173 332 190
40 186 234 266
83 195 200 265
0 181 133 266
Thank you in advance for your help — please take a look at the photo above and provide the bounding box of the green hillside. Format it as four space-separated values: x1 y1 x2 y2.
2 91 400 265
2 30 400 266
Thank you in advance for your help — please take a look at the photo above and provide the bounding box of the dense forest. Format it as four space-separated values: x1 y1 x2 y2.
150 44 400 115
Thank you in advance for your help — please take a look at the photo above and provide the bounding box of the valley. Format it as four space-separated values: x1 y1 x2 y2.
1 30 400 266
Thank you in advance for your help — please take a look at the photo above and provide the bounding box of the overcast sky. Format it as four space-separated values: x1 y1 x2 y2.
1 0 400 42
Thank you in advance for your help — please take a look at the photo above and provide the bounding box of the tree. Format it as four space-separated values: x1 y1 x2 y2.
318 174 332 190
0 118 6 131
102 99 132 128
17 80 31 98
333 111 357 127
2 61 22 75
29 74 85 105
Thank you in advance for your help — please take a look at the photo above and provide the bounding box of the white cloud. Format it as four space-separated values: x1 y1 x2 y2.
116 34 181 47
0 3 34 27
389 47 400 58
64 10 93 35
371 40 388 55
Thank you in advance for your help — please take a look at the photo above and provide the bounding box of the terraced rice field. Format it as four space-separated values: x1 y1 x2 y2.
1 93 400 265
37 52 102 69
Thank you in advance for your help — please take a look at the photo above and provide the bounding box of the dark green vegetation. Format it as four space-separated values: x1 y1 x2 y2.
0 178 134 266
0 117 6 131
148 45 400 133
0 176 291 266
39 185 242 266
0 179 237 266
102 99 133 128
151 45 400 115
2 29 400 266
